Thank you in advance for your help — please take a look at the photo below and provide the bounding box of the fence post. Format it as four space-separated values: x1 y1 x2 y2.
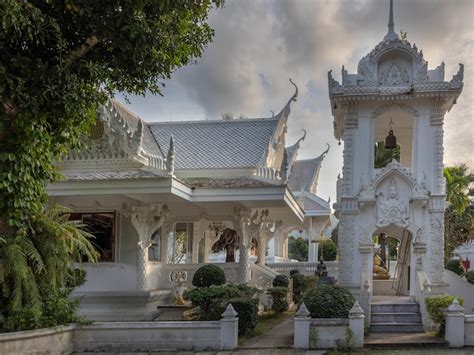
220 303 238 350
294 302 311 349
349 301 365 348
445 298 465 348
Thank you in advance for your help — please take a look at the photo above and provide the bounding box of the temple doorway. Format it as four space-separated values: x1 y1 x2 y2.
372 225 412 297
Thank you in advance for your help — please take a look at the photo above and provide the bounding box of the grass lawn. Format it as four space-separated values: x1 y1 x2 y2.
238 309 294 345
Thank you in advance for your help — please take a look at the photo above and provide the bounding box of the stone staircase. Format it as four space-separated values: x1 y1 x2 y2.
370 301 424 333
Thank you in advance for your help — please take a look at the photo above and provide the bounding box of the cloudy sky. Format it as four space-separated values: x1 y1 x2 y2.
121 0 474 203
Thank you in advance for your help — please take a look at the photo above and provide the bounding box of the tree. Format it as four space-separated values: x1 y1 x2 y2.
444 164 472 215
211 228 240 262
288 236 308 262
444 164 474 260
0 205 97 330
317 239 337 261
0 0 223 230
374 141 400 169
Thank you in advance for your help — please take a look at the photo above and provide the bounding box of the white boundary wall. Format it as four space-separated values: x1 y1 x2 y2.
444 270 474 315
294 301 365 349
445 299 474 348
0 305 238 354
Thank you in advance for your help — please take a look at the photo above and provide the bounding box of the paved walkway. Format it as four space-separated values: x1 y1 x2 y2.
239 317 294 349
365 332 448 348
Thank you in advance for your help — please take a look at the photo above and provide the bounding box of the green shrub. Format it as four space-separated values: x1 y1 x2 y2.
267 286 288 313
291 273 305 304
445 259 465 275
317 239 337 261
272 274 289 288
3 307 43 332
185 284 240 320
426 295 464 335
192 264 226 288
464 270 474 284
230 298 258 336
304 275 318 290
290 269 300 276
303 285 355 318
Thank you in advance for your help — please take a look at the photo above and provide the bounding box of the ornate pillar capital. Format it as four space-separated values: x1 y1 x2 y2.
123 203 169 243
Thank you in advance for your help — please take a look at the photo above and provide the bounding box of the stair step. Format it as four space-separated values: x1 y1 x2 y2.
371 312 422 324
371 303 419 313
370 323 424 333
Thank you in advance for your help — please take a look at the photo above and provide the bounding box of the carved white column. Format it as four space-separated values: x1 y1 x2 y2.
124 203 168 291
235 207 252 284
256 232 267 265
342 102 358 196
430 100 446 195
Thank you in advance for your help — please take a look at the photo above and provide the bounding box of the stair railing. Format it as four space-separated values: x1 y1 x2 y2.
391 229 411 295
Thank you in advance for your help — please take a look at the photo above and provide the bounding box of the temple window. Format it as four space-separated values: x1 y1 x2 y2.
148 227 161 262
70 212 115 262
168 222 194 264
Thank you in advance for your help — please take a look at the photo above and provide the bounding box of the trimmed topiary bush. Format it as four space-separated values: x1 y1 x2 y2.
464 270 474 284
272 274 289 288
426 295 464 335
290 269 300 276
303 284 355 318
230 298 258 336
291 272 305 304
185 284 240 320
445 259 465 276
192 264 226 288
267 286 289 313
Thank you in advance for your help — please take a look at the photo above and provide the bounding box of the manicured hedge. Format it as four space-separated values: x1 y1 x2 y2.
291 272 305 304
303 284 355 318
267 286 288 313
272 274 289 288
464 270 474 284
230 298 258 336
445 259 465 276
192 264 226 287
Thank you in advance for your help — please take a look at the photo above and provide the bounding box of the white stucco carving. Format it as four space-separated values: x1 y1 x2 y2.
376 179 409 228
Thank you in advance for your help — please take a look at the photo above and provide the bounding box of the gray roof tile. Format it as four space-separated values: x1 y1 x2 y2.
149 119 279 170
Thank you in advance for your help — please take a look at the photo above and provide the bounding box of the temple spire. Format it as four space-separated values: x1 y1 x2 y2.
383 0 398 42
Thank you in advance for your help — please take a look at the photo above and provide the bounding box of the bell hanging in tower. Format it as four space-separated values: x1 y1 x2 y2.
384 118 397 149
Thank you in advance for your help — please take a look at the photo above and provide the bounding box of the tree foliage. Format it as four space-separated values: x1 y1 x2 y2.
0 0 223 229
444 164 473 260
374 141 400 169
288 236 308 262
211 228 240 262
0 205 97 331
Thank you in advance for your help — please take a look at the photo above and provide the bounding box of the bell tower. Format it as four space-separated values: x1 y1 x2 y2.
328 0 464 324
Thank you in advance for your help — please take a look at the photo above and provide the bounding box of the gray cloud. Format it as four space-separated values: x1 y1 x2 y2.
124 0 474 202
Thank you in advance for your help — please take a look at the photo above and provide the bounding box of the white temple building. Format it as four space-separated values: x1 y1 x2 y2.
328 0 464 328
47 81 331 320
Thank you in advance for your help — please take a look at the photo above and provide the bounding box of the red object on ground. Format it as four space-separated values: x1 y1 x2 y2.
462 259 470 271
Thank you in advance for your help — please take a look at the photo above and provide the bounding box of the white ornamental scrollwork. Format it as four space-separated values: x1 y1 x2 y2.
376 178 409 228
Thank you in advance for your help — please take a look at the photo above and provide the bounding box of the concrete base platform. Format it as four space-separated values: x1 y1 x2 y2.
71 289 173 321
365 332 448 349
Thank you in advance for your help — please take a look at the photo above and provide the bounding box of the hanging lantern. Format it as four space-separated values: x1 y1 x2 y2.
384 118 397 149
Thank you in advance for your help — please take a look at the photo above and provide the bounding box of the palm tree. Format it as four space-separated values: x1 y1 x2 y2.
444 163 472 215
0 205 97 314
